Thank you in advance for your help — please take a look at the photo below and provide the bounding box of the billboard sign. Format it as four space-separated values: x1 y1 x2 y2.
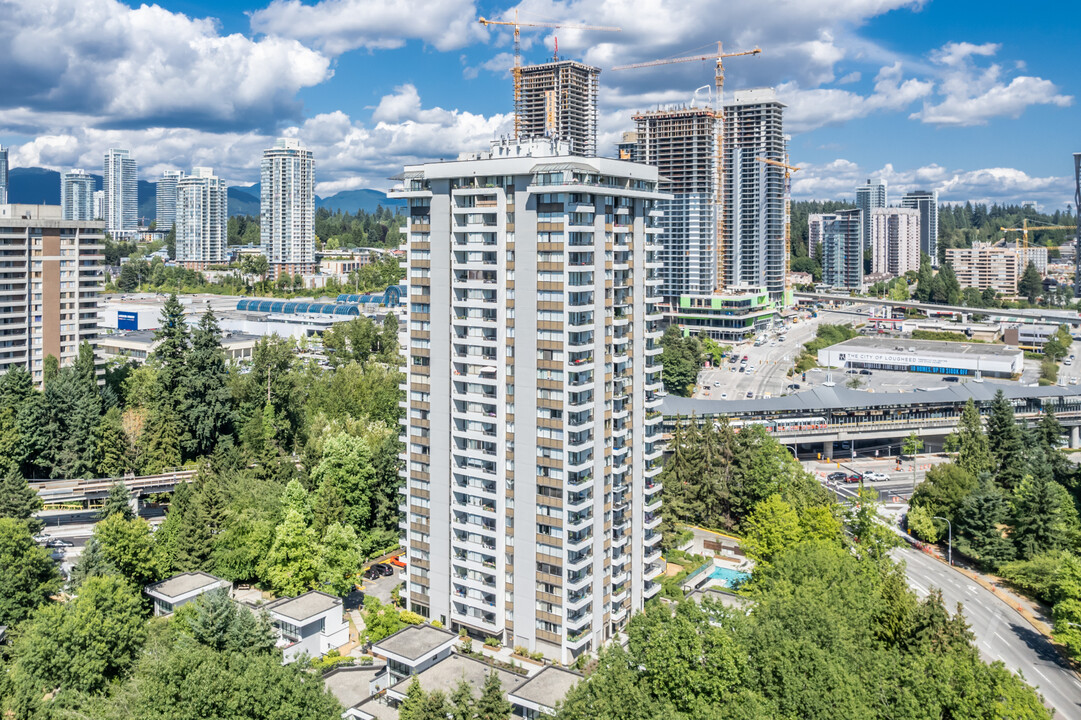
118 311 138 331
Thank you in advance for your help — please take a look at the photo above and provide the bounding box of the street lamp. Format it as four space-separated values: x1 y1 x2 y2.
933 516 952 566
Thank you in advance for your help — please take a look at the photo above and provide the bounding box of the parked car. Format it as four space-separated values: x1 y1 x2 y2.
863 471 890 482
746 391 754 398
786 383 801 390
363 567 382 581
714 381 721 387
943 376 959 383
827 471 847 482
845 369 859 374
377 563 396 577
720 393 728 399
739 366 746 373
859 369 872 376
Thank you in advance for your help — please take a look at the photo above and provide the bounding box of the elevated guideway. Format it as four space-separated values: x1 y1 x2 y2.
34 468 198 511
662 381 1081 457
796 291 1081 327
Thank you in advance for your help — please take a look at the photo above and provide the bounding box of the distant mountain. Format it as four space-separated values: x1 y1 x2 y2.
228 187 260 217
8 167 86 205
317 188 405 214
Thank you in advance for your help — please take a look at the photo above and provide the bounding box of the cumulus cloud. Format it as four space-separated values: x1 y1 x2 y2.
777 62 933 132
249 0 486 55
5 87 514 196
0 0 332 132
911 42 1073 126
792 158 1072 208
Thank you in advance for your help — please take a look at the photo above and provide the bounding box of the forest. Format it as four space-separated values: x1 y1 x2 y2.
907 391 1081 658
0 296 407 717
556 417 1053 720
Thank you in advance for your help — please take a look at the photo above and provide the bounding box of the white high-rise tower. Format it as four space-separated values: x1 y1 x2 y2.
175 167 227 269
61 169 96 221
103 149 138 236
260 138 315 278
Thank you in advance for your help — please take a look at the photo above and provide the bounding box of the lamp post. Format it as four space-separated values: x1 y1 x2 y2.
933 515 952 565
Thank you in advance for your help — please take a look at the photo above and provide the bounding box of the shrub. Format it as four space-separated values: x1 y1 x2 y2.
484 636 500 648
431 620 443 628
514 645 529 656
460 635 473 654
399 609 424 625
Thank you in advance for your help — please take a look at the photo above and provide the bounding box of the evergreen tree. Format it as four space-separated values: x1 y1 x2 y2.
1019 262 1042 302
937 262 962 305
0 366 34 409
140 399 182 474
449 678 475 720
100 479 135 520
955 483 1015 568
0 466 43 532
182 309 234 459
915 256 933 302
986 390 1024 489
955 400 992 477
1012 474 1078 559
475 670 512 720
43 354 59 385
75 340 97 386
95 405 132 477
151 293 191 406
15 391 50 478
399 677 428 720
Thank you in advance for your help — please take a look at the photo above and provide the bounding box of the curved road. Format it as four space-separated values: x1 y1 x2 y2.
899 547 1081 719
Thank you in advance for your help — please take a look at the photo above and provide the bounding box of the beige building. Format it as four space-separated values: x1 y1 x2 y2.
0 204 103 383
946 242 1019 294
871 207 919 276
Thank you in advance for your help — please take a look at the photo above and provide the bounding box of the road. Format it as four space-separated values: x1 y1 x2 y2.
900 547 1081 720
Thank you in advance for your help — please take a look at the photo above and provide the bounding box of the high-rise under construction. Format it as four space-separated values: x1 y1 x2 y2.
633 107 718 298
518 60 599 156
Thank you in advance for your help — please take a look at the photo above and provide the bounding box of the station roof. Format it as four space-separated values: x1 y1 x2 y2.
661 381 1081 417
236 299 361 316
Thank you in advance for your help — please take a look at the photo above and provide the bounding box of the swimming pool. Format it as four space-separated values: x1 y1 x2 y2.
709 565 750 588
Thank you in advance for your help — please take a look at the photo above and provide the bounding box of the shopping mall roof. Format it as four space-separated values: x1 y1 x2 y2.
235 299 361 316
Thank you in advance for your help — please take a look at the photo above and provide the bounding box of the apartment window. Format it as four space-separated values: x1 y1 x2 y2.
410 268 430 278
536 620 561 634
410 391 430 402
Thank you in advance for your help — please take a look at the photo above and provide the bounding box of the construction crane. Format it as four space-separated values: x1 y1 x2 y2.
757 156 800 288
478 12 621 138
999 218 1077 255
612 43 762 290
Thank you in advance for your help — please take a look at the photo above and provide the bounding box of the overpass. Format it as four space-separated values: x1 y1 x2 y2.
662 381 1081 458
795 291 1081 327
34 468 199 510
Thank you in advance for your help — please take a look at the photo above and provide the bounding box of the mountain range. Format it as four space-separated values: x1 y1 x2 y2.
6 167 404 219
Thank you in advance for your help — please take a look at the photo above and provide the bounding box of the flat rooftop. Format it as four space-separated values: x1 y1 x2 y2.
350 698 399 720
266 591 341 622
322 664 386 710
146 571 225 598
388 654 525 699
99 329 260 346
662 380 1081 416
373 625 458 661
508 666 582 708
827 337 1022 358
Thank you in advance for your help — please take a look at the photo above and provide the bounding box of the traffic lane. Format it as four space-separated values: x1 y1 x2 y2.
899 547 1081 720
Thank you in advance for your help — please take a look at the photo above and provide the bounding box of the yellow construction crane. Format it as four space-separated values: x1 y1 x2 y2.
612 43 762 290
757 156 800 288
478 12 621 138
999 218 1076 255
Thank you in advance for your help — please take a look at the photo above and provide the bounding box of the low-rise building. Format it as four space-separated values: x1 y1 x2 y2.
508 666 584 719
371 625 459 685
383 654 525 705
266 591 349 662
817 337 1023 378
1003 323 1059 352
663 287 781 343
97 329 258 364
145 572 230 616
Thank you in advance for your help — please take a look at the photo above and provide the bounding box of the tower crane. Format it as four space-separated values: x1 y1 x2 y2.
999 218 1077 259
757 156 800 288
478 12 621 138
611 43 762 290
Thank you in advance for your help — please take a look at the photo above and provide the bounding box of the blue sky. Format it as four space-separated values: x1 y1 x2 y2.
1 0 1077 207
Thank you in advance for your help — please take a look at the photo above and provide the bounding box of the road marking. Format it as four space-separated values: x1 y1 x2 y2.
1033 667 1050 683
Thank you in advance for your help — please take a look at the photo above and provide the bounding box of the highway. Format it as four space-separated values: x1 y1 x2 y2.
900 547 1081 720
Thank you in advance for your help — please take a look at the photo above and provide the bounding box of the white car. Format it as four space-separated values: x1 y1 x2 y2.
714 381 721 387
863 471 890 482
